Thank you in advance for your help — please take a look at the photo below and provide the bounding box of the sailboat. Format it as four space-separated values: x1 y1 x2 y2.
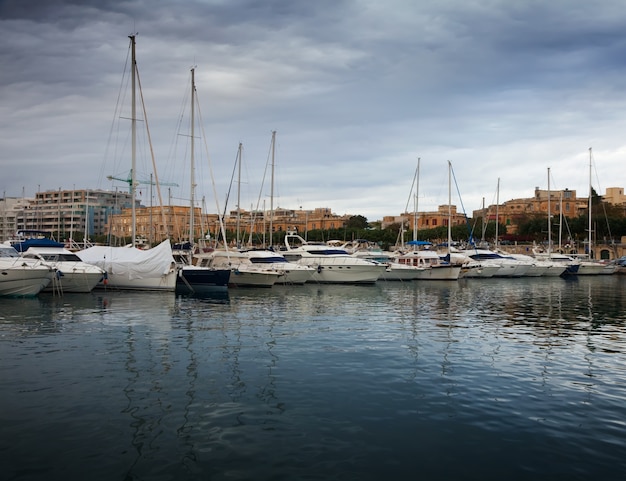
239 131 315 285
77 35 177 291
531 168 579 276
573 148 616 275
194 139 283 288
392 160 461 280
174 67 231 294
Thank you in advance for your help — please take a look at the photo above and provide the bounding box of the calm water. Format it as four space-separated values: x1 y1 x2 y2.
1 276 626 481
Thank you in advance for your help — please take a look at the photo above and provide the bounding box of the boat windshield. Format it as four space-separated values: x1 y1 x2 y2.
40 253 83 262
0 247 20 258
248 256 287 264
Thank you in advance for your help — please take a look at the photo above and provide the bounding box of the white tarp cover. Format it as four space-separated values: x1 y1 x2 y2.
77 239 175 280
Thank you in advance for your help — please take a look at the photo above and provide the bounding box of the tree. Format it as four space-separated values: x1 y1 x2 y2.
345 215 368 229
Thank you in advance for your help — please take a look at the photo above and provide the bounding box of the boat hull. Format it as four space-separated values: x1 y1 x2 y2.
42 268 104 293
576 262 616 275
0 267 53 297
95 270 177 291
414 265 462 280
379 264 424 281
176 266 230 294
282 256 385 284
228 269 282 287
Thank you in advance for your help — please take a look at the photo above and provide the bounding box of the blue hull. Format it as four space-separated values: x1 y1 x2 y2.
176 268 231 294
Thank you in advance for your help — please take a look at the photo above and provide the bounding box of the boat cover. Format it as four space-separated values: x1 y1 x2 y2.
77 239 175 279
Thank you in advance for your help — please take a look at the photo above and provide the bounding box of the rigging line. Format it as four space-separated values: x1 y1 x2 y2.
98 39 133 189
246 134 274 245
449 162 473 244
196 99 229 252
136 65 169 234
404 161 419 214
589 149 615 244
221 145 241 222
164 72 191 187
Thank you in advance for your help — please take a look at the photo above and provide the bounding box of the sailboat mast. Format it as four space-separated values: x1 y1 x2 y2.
130 34 137 247
495 178 500 250
559 193 563 250
447 160 452 254
587 147 592 259
269 130 276 248
547 167 551 254
190 67 196 245
413 158 420 243
236 142 242 247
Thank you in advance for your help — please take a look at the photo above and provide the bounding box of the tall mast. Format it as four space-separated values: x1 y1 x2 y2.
269 130 276 248
447 160 452 254
412 158 420 243
130 34 137 247
547 167 551 254
190 67 196 245
558 192 563 250
587 147 592 259
495 178 500 250
236 142 242 247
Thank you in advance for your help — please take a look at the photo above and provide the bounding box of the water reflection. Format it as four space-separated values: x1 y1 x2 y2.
2 277 626 480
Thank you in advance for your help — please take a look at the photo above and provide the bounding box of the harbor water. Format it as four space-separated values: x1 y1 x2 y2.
1 276 626 480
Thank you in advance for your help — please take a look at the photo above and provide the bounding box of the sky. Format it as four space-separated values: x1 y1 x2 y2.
1 0 626 222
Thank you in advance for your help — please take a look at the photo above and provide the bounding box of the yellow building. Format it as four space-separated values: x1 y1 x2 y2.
473 187 584 235
382 204 467 231
107 205 351 245
107 205 219 244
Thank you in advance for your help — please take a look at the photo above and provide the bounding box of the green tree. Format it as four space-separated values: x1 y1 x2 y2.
346 215 368 229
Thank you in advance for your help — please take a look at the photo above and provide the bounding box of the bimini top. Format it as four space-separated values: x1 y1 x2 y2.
10 230 64 252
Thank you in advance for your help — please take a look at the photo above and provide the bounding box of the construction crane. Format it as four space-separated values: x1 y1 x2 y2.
107 169 179 194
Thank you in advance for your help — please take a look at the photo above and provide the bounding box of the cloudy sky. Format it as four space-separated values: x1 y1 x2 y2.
2 0 626 221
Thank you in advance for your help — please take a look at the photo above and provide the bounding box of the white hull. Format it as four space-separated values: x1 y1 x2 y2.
393 251 461 280
493 262 531 277
460 264 500 278
195 250 283 287
292 257 385 284
0 266 53 297
228 268 282 287
414 265 461 280
576 262 616 275
240 250 315 285
274 267 315 285
20 246 106 293
282 233 385 284
379 264 425 281
96 270 177 291
44 270 105 293
541 264 568 277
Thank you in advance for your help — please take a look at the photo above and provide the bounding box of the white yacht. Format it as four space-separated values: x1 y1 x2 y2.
340 240 424 281
194 250 283 287
448 251 499 278
21 246 106 293
0 245 55 297
532 249 581 276
281 232 385 284
391 249 462 280
241 249 315 285
459 248 532 278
